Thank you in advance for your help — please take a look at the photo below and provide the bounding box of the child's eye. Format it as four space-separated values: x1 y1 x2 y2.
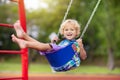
65 29 68 31
71 29 74 31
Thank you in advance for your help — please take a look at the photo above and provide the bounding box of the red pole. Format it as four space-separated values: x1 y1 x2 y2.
18 0 28 80
21 48 28 80
18 0 26 32
0 23 13 28
0 50 21 54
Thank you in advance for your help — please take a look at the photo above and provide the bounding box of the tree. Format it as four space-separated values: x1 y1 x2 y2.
90 0 120 70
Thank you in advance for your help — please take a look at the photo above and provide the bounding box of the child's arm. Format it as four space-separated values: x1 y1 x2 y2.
76 39 87 60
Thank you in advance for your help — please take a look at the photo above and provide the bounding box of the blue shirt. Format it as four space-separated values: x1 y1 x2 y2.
58 39 76 47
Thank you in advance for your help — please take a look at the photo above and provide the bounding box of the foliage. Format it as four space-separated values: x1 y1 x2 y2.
0 3 19 50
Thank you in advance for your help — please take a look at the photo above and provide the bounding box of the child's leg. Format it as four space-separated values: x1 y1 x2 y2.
14 20 37 42
11 34 52 51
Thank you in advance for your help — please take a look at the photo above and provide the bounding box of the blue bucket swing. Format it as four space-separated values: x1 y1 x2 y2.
44 0 101 72
45 43 80 68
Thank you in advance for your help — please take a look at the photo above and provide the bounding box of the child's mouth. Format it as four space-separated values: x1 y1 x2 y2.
67 34 72 36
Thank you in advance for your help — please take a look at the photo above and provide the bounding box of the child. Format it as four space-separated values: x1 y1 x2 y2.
11 19 87 71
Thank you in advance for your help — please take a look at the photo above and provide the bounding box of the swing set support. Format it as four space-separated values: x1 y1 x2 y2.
0 0 28 80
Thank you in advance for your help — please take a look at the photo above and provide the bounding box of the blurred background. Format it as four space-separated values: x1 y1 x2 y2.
0 0 120 74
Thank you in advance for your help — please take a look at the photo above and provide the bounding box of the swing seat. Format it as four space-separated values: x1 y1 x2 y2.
45 43 81 71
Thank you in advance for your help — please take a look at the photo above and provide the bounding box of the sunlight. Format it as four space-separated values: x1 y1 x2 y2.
24 0 48 10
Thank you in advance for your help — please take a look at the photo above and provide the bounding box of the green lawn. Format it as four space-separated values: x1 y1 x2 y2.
0 62 120 74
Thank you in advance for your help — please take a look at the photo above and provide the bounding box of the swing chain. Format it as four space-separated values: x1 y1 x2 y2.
62 0 74 23
80 0 101 39
57 0 74 36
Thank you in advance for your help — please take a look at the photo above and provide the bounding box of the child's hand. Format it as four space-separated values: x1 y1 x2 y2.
51 36 59 43
49 32 59 43
76 38 83 46
77 38 87 60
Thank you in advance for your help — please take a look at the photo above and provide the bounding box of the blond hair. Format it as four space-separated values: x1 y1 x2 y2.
59 19 81 37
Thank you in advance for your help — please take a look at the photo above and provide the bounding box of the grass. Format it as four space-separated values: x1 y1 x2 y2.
0 62 120 74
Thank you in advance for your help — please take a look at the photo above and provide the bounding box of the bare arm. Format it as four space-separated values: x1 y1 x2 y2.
76 38 87 60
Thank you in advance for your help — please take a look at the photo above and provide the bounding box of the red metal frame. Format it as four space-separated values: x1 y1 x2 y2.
18 0 28 80
0 23 13 28
0 0 28 80
0 50 21 54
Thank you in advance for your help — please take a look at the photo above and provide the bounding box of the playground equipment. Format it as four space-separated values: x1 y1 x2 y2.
0 0 28 80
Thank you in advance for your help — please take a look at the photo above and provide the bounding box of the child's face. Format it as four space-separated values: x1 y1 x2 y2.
63 23 77 40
